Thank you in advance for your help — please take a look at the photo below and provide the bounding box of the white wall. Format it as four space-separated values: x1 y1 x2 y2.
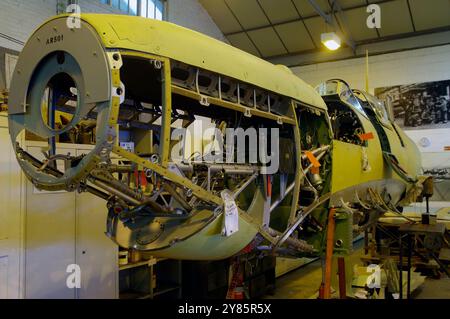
292 44 450 94
167 0 226 42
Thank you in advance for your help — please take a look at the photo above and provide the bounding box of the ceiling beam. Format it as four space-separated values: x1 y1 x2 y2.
223 0 263 57
307 0 332 23
330 0 357 51
291 0 318 49
406 0 417 32
223 0 395 37
267 27 450 67
255 0 290 54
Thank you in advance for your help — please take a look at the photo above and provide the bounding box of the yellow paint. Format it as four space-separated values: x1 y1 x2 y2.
46 14 327 111
18 14 423 259
331 110 421 193
160 58 172 168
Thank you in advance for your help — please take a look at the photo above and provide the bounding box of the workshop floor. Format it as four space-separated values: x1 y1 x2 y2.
414 278 450 299
267 240 365 299
268 241 450 299
268 202 450 299
268 256 323 299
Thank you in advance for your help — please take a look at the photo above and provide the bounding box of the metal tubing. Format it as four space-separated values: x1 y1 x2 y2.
233 173 258 199
91 179 141 206
270 182 295 212
275 192 331 249
301 145 331 160
162 183 192 211
266 227 314 252
302 148 329 176
92 172 144 202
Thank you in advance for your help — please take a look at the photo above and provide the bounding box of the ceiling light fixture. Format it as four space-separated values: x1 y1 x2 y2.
321 32 341 51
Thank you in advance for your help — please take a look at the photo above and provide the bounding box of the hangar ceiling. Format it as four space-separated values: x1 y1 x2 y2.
199 0 450 65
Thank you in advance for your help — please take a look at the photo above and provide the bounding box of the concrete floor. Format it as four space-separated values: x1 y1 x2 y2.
268 257 323 299
267 240 365 299
268 202 450 299
268 241 450 299
414 278 450 299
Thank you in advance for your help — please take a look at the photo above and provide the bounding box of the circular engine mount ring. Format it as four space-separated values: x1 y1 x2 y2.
8 17 119 191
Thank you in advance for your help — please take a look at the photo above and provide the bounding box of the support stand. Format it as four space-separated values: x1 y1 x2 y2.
319 208 336 299
337 257 347 299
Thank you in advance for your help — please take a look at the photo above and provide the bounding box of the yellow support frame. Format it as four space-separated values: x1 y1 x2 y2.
119 51 173 167
171 85 296 125
288 101 303 224
112 145 223 206
160 58 172 168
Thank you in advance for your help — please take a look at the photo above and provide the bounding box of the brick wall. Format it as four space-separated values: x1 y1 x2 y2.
0 0 226 51
0 0 57 51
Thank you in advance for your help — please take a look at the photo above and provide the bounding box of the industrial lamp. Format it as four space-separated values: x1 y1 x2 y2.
321 32 341 51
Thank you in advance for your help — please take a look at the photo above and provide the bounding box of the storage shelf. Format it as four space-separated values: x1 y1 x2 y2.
119 257 182 299
153 283 181 297
119 290 152 300
119 258 157 271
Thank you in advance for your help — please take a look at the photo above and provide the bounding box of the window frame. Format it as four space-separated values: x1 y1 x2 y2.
99 0 165 19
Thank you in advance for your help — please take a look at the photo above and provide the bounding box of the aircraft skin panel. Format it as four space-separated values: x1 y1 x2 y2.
329 106 385 192
329 90 421 200
369 117 421 180
394 123 422 177
331 140 384 194
142 213 259 261
57 14 326 110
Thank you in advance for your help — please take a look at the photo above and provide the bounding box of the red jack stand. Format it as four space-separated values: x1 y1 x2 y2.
319 208 336 299
337 257 347 299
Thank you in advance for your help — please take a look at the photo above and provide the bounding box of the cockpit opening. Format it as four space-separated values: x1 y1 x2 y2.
316 79 366 146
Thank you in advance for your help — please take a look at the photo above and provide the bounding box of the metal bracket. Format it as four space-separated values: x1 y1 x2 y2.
199 95 210 106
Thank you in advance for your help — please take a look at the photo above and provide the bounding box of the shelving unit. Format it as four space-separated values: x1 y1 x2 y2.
119 257 182 299
120 259 157 271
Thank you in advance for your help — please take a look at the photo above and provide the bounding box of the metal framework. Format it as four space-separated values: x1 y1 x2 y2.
7 14 424 263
